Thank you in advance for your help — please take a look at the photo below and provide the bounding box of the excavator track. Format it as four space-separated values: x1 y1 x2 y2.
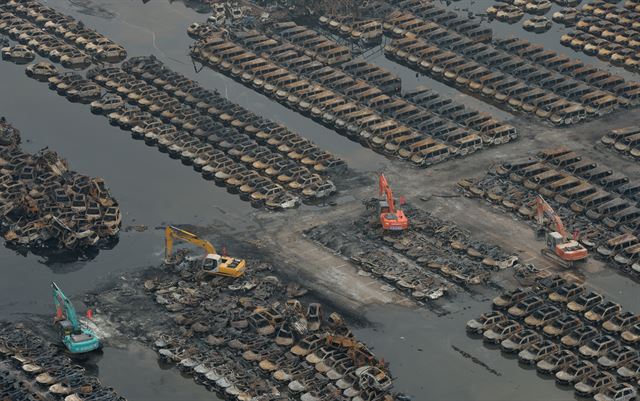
540 248 573 269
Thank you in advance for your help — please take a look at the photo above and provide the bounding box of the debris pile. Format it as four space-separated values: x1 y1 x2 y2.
0 119 120 252
467 276 639 398
0 323 126 401
458 146 640 280
88 259 402 401
305 206 517 302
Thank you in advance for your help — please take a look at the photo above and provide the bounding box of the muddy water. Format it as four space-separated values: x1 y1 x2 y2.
447 0 639 82
0 0 383 398
0 1 637 400
355 299 575 401
97 343 220 401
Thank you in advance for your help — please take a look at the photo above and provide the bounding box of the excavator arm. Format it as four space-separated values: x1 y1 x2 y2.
379 174 395 213
165 226 216 263
52 282 80 331
535 196 567 239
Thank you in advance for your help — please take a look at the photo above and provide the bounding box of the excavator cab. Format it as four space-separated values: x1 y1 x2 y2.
164 226 246 278
202 254 246 277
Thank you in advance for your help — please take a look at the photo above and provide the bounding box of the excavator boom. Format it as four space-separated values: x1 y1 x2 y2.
536 196 567 239
52 282 79 331
379 174 395 213
163 226 246 278
165 226 216 263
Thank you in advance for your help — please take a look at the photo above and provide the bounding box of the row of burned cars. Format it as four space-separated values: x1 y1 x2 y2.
0 0 126 69
0 323 127 401
601 126 640 159
459 147 640 280
25 55 344 210
383 0 640 126
467 277 639 400
559 0 640 72
189 20 516 168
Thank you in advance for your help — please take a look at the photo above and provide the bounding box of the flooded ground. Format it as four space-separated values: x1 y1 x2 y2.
0 0 639 400
97 343 221 401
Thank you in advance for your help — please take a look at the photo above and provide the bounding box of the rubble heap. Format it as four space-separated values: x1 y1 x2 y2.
0 119 121 252
305 206 517 302
0 323 126 401
89 259 402 401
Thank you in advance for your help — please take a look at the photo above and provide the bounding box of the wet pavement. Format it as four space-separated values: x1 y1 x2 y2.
0 1 638 400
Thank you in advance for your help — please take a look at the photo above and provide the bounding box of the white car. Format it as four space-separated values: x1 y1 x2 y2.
594 383 637 401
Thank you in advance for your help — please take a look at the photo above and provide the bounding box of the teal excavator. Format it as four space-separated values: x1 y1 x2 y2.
51 282 101 354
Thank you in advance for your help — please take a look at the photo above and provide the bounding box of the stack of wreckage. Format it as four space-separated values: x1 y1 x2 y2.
458 147 640 280
0 119 120 251
601 125 640 160
383 0 640 125
0 0 127 69
304 207 518 302
188 18 516 167
467 277 639 398
89 259 401 401
559 0 640 73
0 323 126 401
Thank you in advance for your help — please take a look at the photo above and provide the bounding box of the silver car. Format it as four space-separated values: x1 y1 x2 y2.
519 339 559 365
501 329 540 353
594 383 637 401
537 349 578 375
466 311 506 334
483 320 522 344
556 360 596 385
598 346 638 370
574 371 616 397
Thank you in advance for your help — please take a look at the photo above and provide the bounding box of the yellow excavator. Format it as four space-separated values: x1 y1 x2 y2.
164 226 246 278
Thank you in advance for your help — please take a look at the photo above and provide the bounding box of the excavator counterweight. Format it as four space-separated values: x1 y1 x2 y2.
164 226 246 278
377 174 409 231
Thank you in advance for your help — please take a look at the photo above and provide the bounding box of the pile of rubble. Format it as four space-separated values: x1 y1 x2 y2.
0 119 121 252
87 259 402 401
0 323 126 401
304 206 518 302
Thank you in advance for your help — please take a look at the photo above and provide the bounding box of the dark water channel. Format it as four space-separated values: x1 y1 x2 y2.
0 1 638 400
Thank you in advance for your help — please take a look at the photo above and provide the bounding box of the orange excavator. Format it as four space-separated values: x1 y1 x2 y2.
378 174 409 231
535 195 588 268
